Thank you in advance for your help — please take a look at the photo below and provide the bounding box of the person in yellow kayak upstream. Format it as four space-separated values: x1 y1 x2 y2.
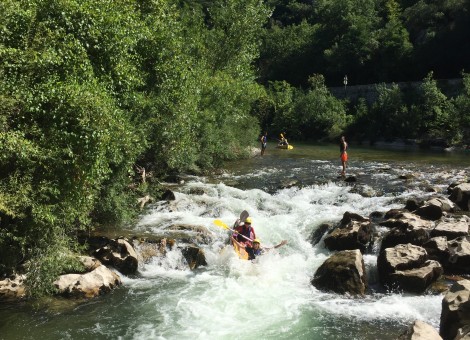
252 239 288 258
279 132 289 146
232 217 257 260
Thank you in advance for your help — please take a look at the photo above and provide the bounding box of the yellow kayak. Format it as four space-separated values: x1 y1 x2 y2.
276 144 293 150
232 239 249 260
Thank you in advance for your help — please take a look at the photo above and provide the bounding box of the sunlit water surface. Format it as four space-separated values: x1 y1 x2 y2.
1 143 469 340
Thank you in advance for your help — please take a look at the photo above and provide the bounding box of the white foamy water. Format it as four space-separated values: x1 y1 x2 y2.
2 146 464 340
126 178 441 339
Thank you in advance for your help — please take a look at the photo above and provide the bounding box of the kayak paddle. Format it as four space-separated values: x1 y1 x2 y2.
213 219 254 243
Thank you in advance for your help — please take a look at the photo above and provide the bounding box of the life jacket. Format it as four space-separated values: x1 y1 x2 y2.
235 225 256 246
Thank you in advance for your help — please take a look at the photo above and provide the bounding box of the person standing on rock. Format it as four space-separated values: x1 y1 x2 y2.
340 135 348 176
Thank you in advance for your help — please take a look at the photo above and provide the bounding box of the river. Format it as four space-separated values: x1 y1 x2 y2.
1 143 469 340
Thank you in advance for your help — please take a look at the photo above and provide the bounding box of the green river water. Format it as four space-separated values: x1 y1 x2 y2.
1 143 469 340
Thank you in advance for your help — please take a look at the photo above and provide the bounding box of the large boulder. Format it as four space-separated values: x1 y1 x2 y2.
415 197 456 221
449 183 470 211
447 236 470 273
339 211 369 226
389 260 443 293
310 223 333 246
324 220 372 253
182 246 207 270
54 265 121 299
380 213 434 251
380 212 434 231
398 320 442 340
423 237 450 266
312 249 367 296
93 238 138 275
378 244 442 293
440 280 470 340
76 256 102 273
380 227 430 253
432 217 469 240
0 274 26 301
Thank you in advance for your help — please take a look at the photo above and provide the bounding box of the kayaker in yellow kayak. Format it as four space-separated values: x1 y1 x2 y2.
279 132 289 146
232 217 257 260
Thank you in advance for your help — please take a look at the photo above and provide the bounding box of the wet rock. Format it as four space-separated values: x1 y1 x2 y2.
414 204 444 221
378 244 442 292
350 184 377 197
310 223 333 246
449 183 470 211
166 224 215 245
415 197 456 221
440 279 470 340
455 325 470 340
279 179 299 189
431 217 469 240
93 238 138 275
339 211 369 226
344 176 357 183
405 198 424 212
447 236 470 273
380 212 434 251
324 220 372 253
384 209 407 220
161 189 176 201
369 211 384 221
424 186 440 193
399 173 416 180
398 320 442 340
77 256 102 273
182 246 207 270
380 227 430 253
389 260 443 293
0 274 26 301
312 249 367 296
188 187 205 195
54 265 121 299
134 238 168 264
423 237 450 265
381 212 434 230
164 173 184 184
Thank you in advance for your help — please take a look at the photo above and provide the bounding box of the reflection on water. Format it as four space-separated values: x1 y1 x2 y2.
0 144 468 340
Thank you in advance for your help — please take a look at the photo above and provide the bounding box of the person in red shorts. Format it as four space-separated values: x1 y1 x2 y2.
340 135 348 176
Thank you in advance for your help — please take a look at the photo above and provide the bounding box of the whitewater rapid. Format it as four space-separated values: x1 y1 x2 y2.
125 179 442 339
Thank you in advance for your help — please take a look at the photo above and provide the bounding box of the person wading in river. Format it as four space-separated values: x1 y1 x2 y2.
260 132 267 156
340 135 348 176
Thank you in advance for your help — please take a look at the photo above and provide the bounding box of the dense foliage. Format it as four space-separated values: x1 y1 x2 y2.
261 0 470 86
0 0 268 294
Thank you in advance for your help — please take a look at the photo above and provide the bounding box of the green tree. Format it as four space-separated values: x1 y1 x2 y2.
370 83 411 140
411 72 451 140
313 0 381 83
449 73 470 144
